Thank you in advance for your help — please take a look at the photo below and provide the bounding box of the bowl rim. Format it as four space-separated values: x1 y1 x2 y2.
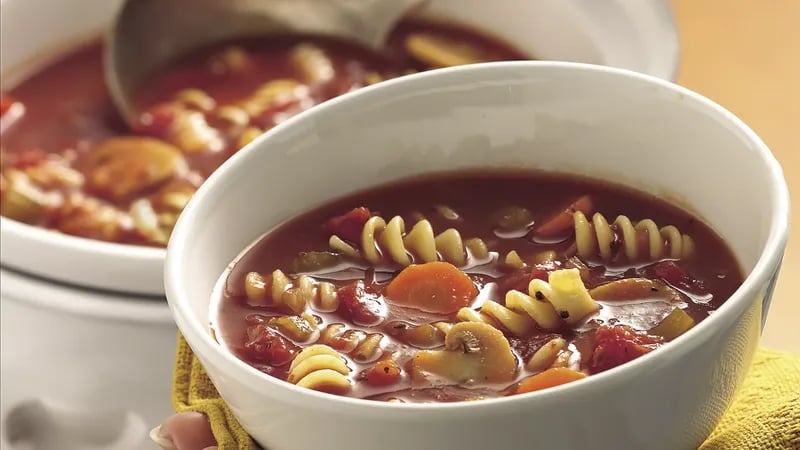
165 60 789 415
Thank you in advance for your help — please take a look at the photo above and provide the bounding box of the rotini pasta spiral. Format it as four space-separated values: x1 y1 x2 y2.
329 215 487 267
457 268 600 333
572 211 694 262
318 324 384 363
287 345 351 393
244 270 338 314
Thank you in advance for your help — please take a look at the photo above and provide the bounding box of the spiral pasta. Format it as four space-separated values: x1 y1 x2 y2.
318 324 384 362
457 268 600 333
457 291 561 335
329 215 487 267
287 345 351 393
572 211 694 262
244 270 338 314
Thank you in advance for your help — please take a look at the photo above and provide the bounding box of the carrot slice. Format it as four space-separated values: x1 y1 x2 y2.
534 195 594 238
385 261 478 314
364 360 402 386
515 367 587 395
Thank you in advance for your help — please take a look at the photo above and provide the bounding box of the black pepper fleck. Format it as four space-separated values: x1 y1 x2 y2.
535 291 545 300
560 310 570 319
650 287 658 292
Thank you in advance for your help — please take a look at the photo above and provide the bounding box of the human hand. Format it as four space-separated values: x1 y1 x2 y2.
150 412 217 450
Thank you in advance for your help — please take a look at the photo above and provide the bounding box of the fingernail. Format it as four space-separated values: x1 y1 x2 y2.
149 424 176 449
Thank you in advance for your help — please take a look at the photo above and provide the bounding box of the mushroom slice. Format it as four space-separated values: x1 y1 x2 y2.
411 322 517 384
85 137 187 201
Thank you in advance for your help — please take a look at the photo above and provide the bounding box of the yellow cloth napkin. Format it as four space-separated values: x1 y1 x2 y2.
173 334 800 450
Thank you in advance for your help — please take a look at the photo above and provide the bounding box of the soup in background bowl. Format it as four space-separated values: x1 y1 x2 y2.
0 0 679 296
165 61 788 450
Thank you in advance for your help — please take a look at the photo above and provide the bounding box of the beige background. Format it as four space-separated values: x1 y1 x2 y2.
671 0 799 352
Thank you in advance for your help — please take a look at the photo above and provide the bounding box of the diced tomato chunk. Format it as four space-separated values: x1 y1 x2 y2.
589 325 660 374
337 280 385 326
244 324 298 366
326 207 372 242
498 262 560 294
1 95 18 117
11 149 47 169
652 261 687 284
531 261 561 281
133 104 177 138
651 261 707 294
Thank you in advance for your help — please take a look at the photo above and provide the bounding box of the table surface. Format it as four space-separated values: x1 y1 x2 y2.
671 0 799 352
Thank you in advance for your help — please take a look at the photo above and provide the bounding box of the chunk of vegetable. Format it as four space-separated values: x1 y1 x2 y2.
267 313 318 342
244 324 298 366
589 325 659 373
326 207 372 243
649 308 696 341
133 104 177 138
85 137 187 201
387 322 446 348
650 261 708 294
525 337 567 372
363 360 402 387
405 33 489 68
337 280 385 326
0 95 17 116
534 195 594 238
0 171 55 224
385 262 478 314
492 206 533 231
589 278 682 303
293 251 342 273
412 322 517 384
515 367 586 395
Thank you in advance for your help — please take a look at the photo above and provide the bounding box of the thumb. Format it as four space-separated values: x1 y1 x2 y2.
150 412 217 449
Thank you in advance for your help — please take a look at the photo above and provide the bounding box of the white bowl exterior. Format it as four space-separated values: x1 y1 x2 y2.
0 269 176 449
0 0 678 295
166 63 788 450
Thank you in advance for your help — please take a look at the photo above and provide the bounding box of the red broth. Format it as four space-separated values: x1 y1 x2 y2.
0 20 525 246
213 170 743 403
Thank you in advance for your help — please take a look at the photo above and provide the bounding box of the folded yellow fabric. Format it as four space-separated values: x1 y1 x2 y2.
173 334 800 450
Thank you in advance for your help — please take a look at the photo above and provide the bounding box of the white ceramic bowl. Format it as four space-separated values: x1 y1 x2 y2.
165 62 789 450
0 0 679 296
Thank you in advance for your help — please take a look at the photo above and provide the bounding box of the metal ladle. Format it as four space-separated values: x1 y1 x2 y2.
105 0 426 125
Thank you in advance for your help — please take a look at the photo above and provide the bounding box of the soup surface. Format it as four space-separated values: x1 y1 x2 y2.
0 20 524 246
214 170 743 403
